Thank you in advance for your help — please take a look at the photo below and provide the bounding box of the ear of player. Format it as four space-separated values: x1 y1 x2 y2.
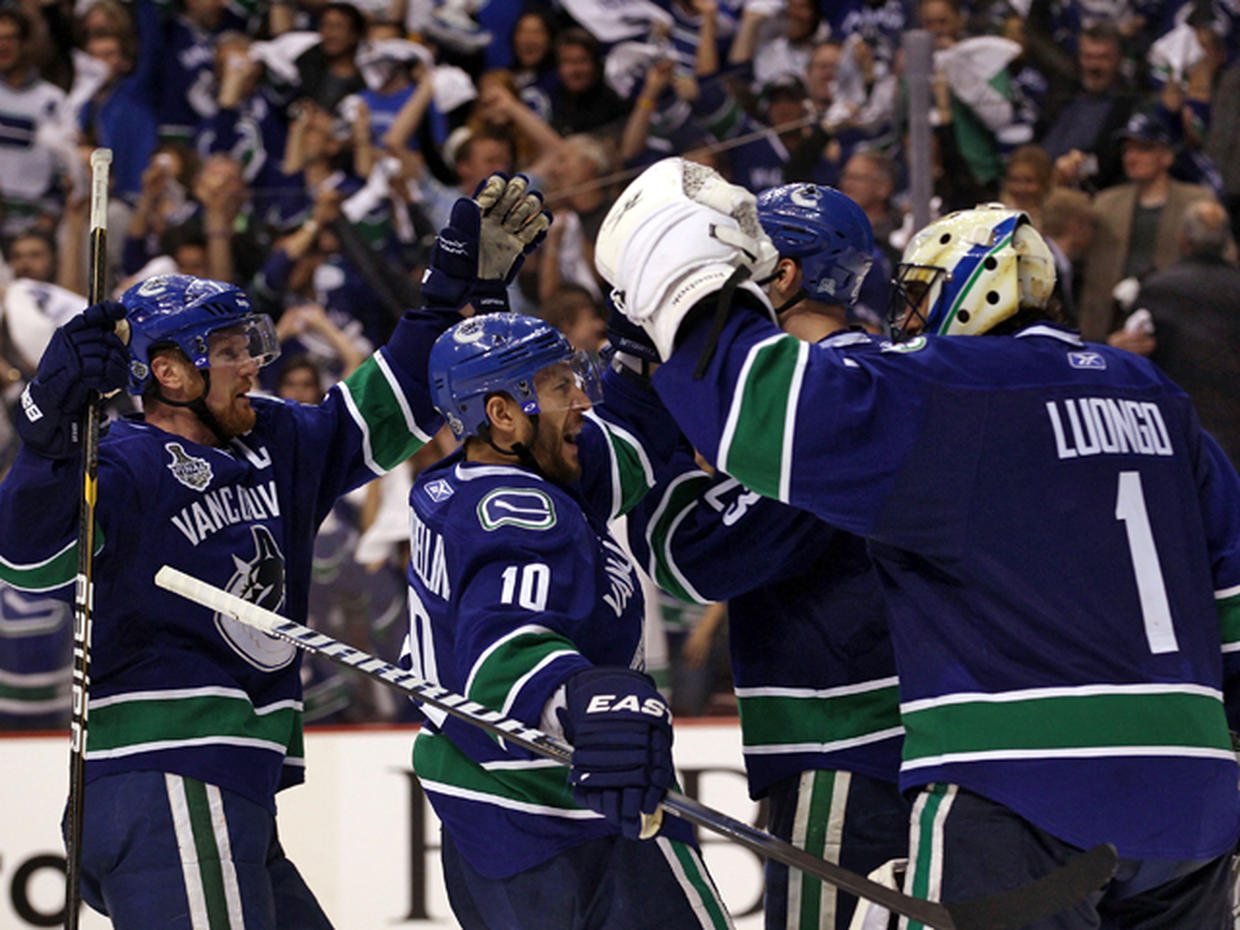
421 172 553 313
16 300 128 459
557 666 675 841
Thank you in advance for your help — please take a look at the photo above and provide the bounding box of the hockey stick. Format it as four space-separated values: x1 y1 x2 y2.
65 148 114 930
154 565 1117 930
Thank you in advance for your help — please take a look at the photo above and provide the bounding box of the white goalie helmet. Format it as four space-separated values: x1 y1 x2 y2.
890 204 1056 339
595 157 780 359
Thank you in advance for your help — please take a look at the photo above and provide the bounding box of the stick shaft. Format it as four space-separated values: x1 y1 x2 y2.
65 147 112 930
153 565 959 929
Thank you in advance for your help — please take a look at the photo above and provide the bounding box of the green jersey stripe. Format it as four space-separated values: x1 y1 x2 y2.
585 411 656 520
665 839 731 929
901 688 1231 765
718 334 806 502
464 625 580 714
85 691 303 756
414 731 584 814
737 683 902 747
339 355 429 474
0 531 105 592
907 783 954 930
183 779 233 930
644 470 714 605
1219 591 1240 651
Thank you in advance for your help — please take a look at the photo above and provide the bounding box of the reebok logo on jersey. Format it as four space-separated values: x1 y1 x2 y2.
166 442 213 491
425 479 454 502
19 384 42 422
1068 351 1107 370
477 488 556 531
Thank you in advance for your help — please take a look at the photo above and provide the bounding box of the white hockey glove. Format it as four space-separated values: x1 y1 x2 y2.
594 158 778 360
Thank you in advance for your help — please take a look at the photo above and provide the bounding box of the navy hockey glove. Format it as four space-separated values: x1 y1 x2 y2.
16 301 128 459
420 172 552 314
604 291 660 365
557 667 674 840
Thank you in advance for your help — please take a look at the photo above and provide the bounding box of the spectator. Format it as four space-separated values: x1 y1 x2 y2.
509 8 558 119
538 133 613 302
1078 111 1220 341
1113 201 1240 469
538 283 606 354
1041 22 1139 193
1203 55 1240 241
999 144 1053 228
735 0 827 90
1040 186 1097 326
839 148 901 268
78 7 159 200
468 70 563 176
920 0 1029 198
295 1 366 111
548 27 629 137
156 0 244 141
0 8 70 237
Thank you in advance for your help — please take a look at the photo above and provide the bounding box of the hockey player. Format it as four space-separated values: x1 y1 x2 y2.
624 183 908 930
0 173 549 928
406 312 732 929
600 157 1240 928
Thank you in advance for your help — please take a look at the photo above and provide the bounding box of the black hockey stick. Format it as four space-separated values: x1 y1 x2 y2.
154 565 1117 930
65 148 115 930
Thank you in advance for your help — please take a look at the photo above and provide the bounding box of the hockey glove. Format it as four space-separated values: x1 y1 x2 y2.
16 301 128 460
420 172 552 314
557 667 674 840
604 291 660 366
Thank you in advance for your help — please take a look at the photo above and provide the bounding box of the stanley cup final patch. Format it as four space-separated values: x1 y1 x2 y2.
166 442 214 491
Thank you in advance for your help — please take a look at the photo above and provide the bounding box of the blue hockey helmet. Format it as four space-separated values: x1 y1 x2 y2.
120 274 280 393
428 313 602 440
756 184 875 306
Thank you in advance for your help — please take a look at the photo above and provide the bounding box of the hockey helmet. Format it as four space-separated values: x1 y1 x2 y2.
428 313 602 440
756 183 874 306
121 274 280 393
889 204 1055 339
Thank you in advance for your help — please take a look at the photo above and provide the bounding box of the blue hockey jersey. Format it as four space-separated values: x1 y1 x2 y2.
627 447 901 799
0 308 449 811
404 377 696 879
652 314 1240 861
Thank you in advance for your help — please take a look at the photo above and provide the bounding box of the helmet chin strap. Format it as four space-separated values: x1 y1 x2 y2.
771 287 808 317
152 370 233 446
485 414 547 479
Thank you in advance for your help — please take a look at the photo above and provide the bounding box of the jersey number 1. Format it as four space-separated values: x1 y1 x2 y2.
1115 471 1179 655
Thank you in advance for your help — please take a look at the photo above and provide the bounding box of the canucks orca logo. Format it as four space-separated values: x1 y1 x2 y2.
166 442 213 491
214 525 295 670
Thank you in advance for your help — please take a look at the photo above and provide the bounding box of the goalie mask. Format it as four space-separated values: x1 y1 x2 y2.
889 205 1055 340
757 183 875 307
428 313 602 441
594 158 779 359
121 274 279 394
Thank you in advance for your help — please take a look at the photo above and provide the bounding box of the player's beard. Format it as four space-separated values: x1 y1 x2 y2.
208 391 257 438
528 419 581 486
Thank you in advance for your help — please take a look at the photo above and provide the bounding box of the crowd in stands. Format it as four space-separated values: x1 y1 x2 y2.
3 0 1240 729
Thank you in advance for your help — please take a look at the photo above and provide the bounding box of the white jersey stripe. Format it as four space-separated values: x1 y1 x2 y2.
166 774 212 930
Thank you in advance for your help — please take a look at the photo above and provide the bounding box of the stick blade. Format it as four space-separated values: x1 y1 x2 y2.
946 843 1118 930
